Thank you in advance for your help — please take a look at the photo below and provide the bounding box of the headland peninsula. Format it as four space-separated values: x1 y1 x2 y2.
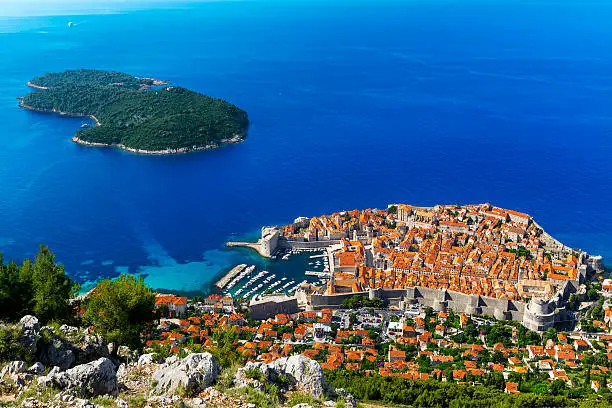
19 69 249 154
227 203 604 333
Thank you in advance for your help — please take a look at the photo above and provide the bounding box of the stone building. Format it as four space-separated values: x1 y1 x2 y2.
522 298 556 332
260 226 280 257
249 293 299 320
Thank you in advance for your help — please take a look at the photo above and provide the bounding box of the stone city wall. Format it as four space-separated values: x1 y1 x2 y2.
249 296 299 320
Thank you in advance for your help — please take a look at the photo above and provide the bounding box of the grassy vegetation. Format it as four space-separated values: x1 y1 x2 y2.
243 367 263 380
124 395 147 408
216 362 241 390
286 392 324 407
227 386 279 408
14 384 62 406
89 395 118 407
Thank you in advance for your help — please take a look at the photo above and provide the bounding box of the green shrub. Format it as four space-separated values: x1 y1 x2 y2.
89 396 117 407
0 327 27 363
127 395 147 408
244 367 263 380
83 274 155 349
324 369 574 408
151 343 172 361
231 386 278 408
216 362 240 390
0 246 76 324
287 392 322 407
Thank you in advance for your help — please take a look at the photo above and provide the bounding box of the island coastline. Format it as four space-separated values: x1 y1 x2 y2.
70 133 245 155
19 70 249 155
19 99 101 127
25 81 48 90
21 98 247 155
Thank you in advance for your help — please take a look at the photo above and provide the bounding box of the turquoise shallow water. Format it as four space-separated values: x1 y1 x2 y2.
0 0 610 295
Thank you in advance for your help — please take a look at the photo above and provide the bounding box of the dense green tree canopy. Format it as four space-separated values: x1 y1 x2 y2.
22 69 249 152
83 274 155 349
0 246 76 323
340 295 384 309
324 370 599 408
30 247 76 322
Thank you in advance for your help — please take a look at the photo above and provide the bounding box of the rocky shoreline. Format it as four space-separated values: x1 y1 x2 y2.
19 97 246 156
19 101 101 127
25 81 49 90
71 134 245 155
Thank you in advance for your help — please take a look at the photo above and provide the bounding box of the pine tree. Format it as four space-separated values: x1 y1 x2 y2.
83 274 155 349
31 246 75 322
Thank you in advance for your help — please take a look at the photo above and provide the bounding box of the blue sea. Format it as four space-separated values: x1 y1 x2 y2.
0 0 610 295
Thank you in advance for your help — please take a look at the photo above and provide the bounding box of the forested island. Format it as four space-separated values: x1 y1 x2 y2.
19 69 249 154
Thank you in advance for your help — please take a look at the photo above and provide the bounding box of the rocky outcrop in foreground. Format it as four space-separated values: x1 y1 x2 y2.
152 352 219 395
16 315 110 371
235 355 327 398
0 315 354 408
271 355 327 398
38 358 118 397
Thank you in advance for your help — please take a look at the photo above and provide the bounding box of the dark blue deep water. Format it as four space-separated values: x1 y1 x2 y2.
0 0 610 294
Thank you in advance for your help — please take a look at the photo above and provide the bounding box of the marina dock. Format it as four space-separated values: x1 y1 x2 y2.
215 264 247 289
305 271 331 277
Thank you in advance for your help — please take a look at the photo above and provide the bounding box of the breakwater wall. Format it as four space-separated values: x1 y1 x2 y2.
226 241 270 258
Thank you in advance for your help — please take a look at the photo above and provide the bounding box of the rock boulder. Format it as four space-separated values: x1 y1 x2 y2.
234 361 271 389
18 315 40 354
137 353 156 366
152 353 219 395
0 361 25 378
37 326 109 370
37 330 75 371
39 357 118 397
27 362 44 376
270 355 326 398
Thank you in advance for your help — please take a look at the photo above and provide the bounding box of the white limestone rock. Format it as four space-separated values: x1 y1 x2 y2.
269 355 326 398
19 315 40 354
39 357 118 397
59 324 80 336
27 362 44 376
20 315 39 332
334 388 357 408
152 353 219 395
117 345 134 361
0 361 25 378
38 330 76 370
116 399 129 408
74 333 110 364
138 353 156 365
234 361 271 389
116 363 127 380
